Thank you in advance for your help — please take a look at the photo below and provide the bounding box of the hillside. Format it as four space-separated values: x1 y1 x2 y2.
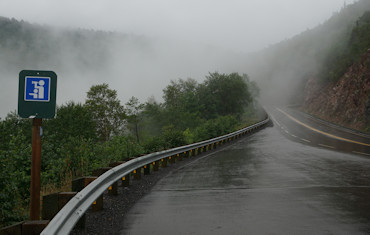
303 49 369 131
302 11 370 132
248 0 370 105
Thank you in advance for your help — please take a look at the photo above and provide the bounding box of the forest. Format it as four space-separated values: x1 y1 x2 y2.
0 72 262 227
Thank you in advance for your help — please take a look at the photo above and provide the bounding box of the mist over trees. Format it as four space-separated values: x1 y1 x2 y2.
0 16 247 118
249 0 370 104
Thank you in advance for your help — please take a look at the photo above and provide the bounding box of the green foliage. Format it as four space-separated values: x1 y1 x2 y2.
161 125 187 149
194 116 239 141
125 96 145 143
162 78 203 130
100 135 144 163
142 125 187 152
0 112 31 151
85 84 126 142
320 11 370 82
0 130 30 226
200 72 252 119
142 136 165 153
44 102 97 141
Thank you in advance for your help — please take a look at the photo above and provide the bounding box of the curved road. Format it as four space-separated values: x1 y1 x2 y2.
120 107 370 234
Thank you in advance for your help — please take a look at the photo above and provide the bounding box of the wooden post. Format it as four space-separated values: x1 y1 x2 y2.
144 164 150 175
122 175 130 187
30 118 42 220
153 161 159 171
133 168 141 180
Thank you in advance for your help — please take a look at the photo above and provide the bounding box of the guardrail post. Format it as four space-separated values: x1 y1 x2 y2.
169 155 175 164
72 176 97 192
153 161 159 171
109 161 130 188
42 192 77 220
22 220 49 235
161 158 168 168
177 153 182 161
144 164 150 175
72 176 100 212
93 167 118 196
121 175 130 187
133 168 142 180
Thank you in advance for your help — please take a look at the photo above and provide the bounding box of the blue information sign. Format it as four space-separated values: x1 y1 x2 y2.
24 77 51 102
18 70 57 118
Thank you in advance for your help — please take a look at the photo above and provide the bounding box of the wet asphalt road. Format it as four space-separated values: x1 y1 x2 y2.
120 108 370 234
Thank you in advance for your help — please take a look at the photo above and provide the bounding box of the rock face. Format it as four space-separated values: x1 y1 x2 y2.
303 50 370 131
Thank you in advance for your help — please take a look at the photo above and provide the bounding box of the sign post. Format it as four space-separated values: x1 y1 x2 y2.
30 118 42 220
18 70 57 220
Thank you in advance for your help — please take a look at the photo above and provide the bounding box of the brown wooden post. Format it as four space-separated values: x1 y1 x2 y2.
133 168 141 180
161 158 168 168
153 161 159 171
30 118 42 220
22 221 49 234
121 175 130 187
42 192 77 220
169 155 175 164
144 164 150 175
177 153 182 161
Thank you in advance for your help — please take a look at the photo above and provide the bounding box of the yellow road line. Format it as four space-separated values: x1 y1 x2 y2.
276 108 370 147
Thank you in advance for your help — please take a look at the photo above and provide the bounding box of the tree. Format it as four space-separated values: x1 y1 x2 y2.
44 102 96 141
197 72 252 119
162 78 202 130
85 84 125 141
125 96 144 143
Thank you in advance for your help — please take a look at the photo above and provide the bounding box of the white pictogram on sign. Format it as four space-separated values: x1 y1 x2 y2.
30 80 45 99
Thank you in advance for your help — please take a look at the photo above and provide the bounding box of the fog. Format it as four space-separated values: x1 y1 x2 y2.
0 0 357 118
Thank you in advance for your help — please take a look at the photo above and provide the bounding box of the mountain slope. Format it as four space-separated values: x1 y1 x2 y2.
303 49 370 131
248 0 370 105
302 10 370 132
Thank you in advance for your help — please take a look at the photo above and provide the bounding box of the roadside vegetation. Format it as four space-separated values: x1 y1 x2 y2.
0 72 262 227
319 11 370 82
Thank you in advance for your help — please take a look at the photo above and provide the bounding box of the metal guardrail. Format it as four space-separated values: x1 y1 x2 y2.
41 116 270 234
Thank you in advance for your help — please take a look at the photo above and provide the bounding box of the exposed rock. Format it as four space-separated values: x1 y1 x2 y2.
303 50 370 131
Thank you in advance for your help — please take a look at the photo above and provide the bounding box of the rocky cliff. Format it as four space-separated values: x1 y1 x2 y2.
303 49 370 132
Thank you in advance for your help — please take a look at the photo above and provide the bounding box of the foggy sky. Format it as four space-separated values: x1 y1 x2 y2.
0 0 355 53
0 0 357 118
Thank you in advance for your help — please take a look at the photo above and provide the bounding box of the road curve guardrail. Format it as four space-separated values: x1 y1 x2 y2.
41 116 270 234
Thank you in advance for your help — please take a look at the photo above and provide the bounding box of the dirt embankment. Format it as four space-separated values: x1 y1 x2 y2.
303 50 370 132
